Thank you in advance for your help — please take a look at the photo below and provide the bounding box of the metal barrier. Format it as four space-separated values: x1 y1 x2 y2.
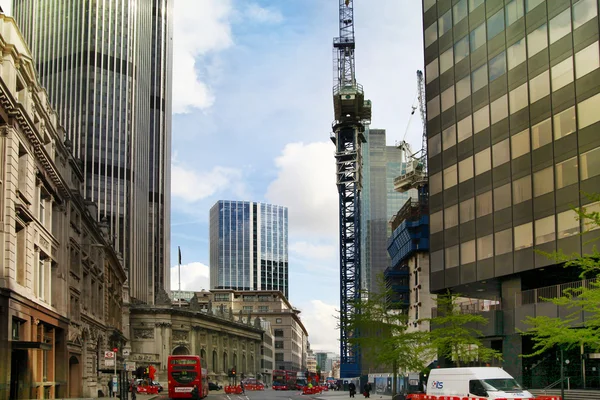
406 395 562 400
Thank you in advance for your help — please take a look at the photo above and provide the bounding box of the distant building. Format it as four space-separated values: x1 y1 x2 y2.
210 201 289 298
259 319 275 385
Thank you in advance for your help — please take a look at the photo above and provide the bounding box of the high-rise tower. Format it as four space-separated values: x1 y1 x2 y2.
13 0 173 304
209 201 289 298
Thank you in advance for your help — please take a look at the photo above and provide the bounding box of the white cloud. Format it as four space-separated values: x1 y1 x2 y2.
171 163 244 203
289 241 336 261
244 3 283 24
265 141 338 239
170 262 210 292
300 300 338 353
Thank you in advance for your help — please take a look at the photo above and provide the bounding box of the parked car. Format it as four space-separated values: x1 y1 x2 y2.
208 382 223 391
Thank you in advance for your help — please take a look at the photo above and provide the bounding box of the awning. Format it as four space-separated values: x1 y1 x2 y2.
11 341 52 351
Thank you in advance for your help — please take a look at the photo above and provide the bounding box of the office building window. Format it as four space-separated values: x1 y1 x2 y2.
243 306 253 312
274 329 284 337
426 58 439 83
506 0 525 27
440 47 454 74
535 215 556 244
477 234 494 260
470 23 487 52
513 175 532 204
439 10 453 37
424 0 436 12
430 171 443 194
461 240 476 264
491 95 508 124
578 93 600 129
532 118 552 149
470 0 484 11
472 64 488 93
275 353 284 362
454 0 468 25
581 146 600 180
494 183 512 211
528 24 548 57
554 107 576 140
275 318 282 323
555 156 579 189
488 9 505 40
557 209 579 239
428 95 440 120
507 38 526 70
583 202 600 231
459 156 474 182
425 22 438 48
511 129 530 159
475 148 491 175
455 35 470 64
431 210 443 233
495 229 513 255
530 71 550 103
457 115 473 142
573 0 597 30
275 341 284 349
575 41 600 79
444 164 458 189
473 105 490 133
456 75 471 102
441 86 456 112
514 222 533 250
445 245 459 268
509 82 529 114
431 250 444 272
492 139 510 167
526 0 545 13
534 167 554 196
552 57 574 91
550 8 572 44
445 204 459 229
490 52 507 81
460 198 475 223
429 134 442 156
476 191 493 217
443 125 457 150
258 306 269 312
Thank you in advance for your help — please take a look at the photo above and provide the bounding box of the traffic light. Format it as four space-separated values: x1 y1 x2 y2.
232 367 236 376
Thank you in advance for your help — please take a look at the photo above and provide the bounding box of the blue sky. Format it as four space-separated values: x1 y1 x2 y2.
1 0 425 353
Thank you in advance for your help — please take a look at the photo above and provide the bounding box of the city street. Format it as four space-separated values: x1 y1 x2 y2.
152 389 383 400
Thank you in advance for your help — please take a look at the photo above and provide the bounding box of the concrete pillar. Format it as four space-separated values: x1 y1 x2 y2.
501 277 523 382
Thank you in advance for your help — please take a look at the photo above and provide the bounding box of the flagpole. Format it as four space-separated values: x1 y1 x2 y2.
178 246 181 308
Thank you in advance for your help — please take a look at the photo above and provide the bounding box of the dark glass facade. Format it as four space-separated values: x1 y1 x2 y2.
210 201 289 298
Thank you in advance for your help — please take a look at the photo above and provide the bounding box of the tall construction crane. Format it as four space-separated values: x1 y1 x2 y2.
330 0 371 378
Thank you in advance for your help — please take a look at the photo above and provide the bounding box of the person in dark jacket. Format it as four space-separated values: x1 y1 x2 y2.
130 380 137 400
348 382 356 398
191 384 200 400
363 382 372 398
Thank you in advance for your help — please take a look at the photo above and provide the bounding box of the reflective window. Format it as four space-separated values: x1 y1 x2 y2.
475 148 491 175
431 210 443 233
429 133 442 156
456 75 471 102
427 95 440 121
424 0 436 12
459 156 474 182
532 118 552 149
455 36 470 64
431 250 444 272
488 9 505 40
470 23 487 52
535 215 556 245
550 8 571 44
460 198 475 223
473 105 490 133
578 93 600 129
461 240 476 264
469 0 484 11
513 175 532 204
507 38 527 69
492 139 510 167
444 204 459 228
439 10 453 37
553 107 576 140
442 125 457 150
528 24 548 57
514 222 533 250
495 228 513 255
454 0 468 25
506 0 525 27
511 129 530 159
509 82 529 114
444 164 458 189
472 64 488 93
425 22 438 48
556 156 579 189
573 0 598 30
441 86 456 112
476 191 493 217
534 167 554 196
551 56 574 91
583 202 600 231
489 52 506 81
491 95 508 124
440 47 454 74
494 183 512 211
526 0 545 13
581 146 600 180
557 209 579 239
529 71 550 103
575 41 600 79
457 115 473 142
445 245 459 268
430 171 443 194
426 58 439 83
477 235 494 260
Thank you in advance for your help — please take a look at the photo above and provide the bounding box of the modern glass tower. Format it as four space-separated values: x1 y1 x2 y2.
423 0 600 386
13 0 173 304
210 201 289 298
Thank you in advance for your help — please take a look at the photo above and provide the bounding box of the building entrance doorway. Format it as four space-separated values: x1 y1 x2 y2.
10 349 28 399
69 355 82 397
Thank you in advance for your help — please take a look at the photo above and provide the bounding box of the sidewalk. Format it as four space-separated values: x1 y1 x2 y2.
316 391 395 399
33 395 160 400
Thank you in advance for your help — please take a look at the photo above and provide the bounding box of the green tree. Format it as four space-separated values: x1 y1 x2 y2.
522 195 600 356
425 291 503 367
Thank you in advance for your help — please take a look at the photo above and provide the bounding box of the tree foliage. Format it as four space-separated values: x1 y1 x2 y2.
522 194 600 357
425 291 502 367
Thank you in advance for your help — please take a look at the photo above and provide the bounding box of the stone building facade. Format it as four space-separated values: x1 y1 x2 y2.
0 14 127 399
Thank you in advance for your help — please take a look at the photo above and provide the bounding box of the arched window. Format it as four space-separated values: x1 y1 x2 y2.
242 354 246 374
172 346 189 355
212 350 218 373
222 352 228 373
250 355 254 374
233 353 237 371
200 349 206 363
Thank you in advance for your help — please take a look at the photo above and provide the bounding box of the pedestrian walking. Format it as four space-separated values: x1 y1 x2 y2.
130 380 137 400
240 380 245 394
349 382 356 398
107 379 113 398
191 384 200 400
363 382 371 398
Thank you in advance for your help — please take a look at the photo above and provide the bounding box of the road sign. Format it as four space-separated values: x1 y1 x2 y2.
104 351 115 359
125 362 136 371
123 349 131 356
105 359 115 367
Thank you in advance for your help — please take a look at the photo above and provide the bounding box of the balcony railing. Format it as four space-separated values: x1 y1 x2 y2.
515 278 598 307
431 298 501 317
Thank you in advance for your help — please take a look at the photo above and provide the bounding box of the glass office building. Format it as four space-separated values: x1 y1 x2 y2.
423 0 600 386
210 201 289 298
13 0 173 304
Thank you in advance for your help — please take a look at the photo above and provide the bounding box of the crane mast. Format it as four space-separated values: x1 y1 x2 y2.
331 0 371 378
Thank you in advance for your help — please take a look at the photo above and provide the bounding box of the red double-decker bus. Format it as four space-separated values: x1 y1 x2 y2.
167 355 208 398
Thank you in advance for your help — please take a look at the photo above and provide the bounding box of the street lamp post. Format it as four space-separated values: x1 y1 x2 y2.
560 347 564 400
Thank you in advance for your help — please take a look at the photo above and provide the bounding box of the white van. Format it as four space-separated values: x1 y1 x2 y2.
426 367 534 399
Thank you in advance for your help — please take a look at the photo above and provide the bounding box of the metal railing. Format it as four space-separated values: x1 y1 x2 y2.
543 376 570 391
516 278 598 307
431 298 502 317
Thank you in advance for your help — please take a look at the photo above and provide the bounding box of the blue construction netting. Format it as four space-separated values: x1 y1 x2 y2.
387 215 429 268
